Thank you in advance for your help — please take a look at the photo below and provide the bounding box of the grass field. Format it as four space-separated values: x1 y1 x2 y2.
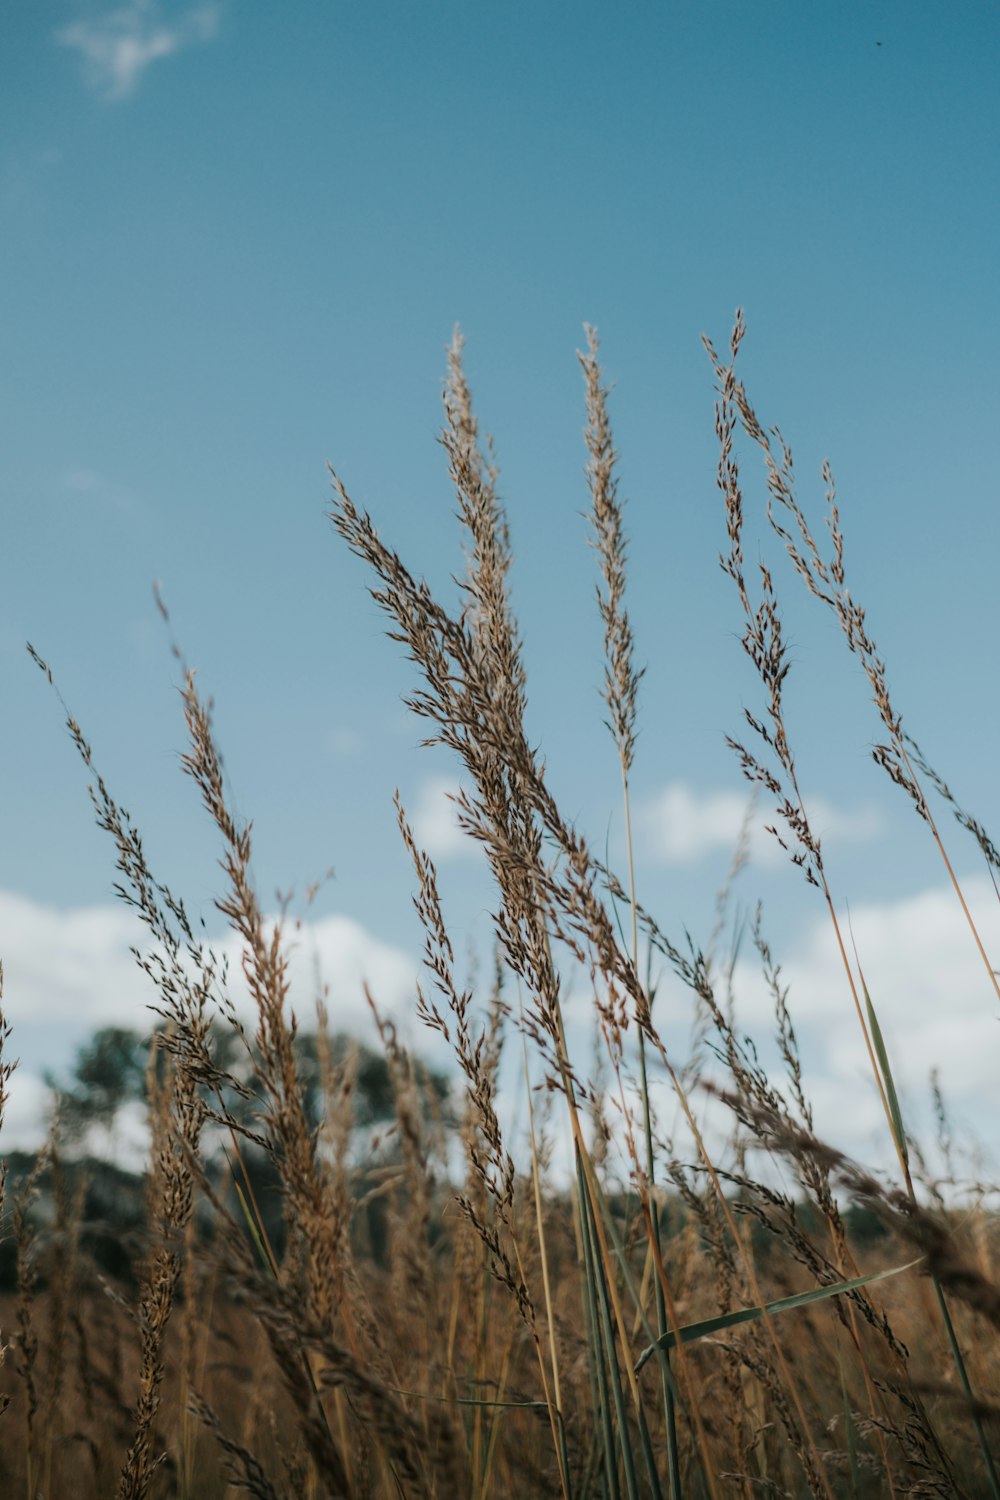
1 320 998 1498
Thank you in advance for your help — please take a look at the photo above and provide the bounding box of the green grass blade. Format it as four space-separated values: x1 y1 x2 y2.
931 1275 1000 1500
582 1170 642 1500
635 1258 922 1373
233 1180 275 1278
577 1155 623 1500
860 972 909 1171
841 1371 862 1500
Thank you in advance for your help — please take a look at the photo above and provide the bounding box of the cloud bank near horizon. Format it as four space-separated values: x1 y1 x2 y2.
0 876 995 1181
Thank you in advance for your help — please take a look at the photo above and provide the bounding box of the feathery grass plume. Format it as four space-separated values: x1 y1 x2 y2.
176 668 339 1322
703 313 823 893
702 323 914 1176
13 324 1000 1495
393 796 553 1472
186 1114 431 1496
364 993 455 1455
24 643 238 1164
346 342 636 1491
336 340 658 1493
580 324 644 778
444 327 526 736
39 1133 87 1496
233 1222 429 1491
336 337 859 1500
706 317 1000 1495
12 1140 48 1493
580 322 687 1496
117 1039 203 1500
665 1153 820 1491
903 731 1000 879
313 998 358 1177
719 1085 996 1492
24 647 220 1497
175 664 424 1487
330 342 648 1086
27 637 366 1486
188 1393 282 1500
717 340 1000 1010
670 622 958 1489
397 793 515 1219
750 903 907 1489
635 895 939 1492
734 1104 1000 1338
615 834 921 1494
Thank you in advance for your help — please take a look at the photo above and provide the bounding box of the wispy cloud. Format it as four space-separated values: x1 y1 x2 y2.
409 776 478 862
642 780 883 867
325 726 364 757
56 1 223 101
60 466 139 513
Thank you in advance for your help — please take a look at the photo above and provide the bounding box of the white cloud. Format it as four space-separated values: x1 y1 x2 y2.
0 1070 53 1153
549 876 1000 1178
0 890 421 1150
63 468 106 493
0 891 418 1039
643 780 883 867
3 878 996 1183
409 776 478 862
729 878 1000 1030
60 467 138 513
645 782 753 864
325 726 364 757
715 875 1000 1163
56 1 223 101
0 890 146 1030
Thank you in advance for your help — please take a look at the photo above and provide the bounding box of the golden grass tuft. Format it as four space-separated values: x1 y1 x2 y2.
1 323 997 1498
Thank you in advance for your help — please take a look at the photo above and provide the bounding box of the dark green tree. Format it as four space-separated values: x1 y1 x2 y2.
45 1025 151 1141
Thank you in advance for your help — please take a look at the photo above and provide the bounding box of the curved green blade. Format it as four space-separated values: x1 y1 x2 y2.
861 971 909 1171
635 1257 922 1373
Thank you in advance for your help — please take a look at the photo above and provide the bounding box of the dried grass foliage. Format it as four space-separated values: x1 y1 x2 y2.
1 321 997 1497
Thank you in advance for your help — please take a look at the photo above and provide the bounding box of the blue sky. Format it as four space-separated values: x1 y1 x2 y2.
2 1 998 1171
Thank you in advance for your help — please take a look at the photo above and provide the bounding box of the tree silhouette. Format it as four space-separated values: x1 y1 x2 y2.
45 1025 151 1141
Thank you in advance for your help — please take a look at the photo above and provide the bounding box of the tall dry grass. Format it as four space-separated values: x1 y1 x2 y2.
0 319 997 1497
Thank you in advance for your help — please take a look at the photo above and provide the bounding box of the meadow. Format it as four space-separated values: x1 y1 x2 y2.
1 317 998 1498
